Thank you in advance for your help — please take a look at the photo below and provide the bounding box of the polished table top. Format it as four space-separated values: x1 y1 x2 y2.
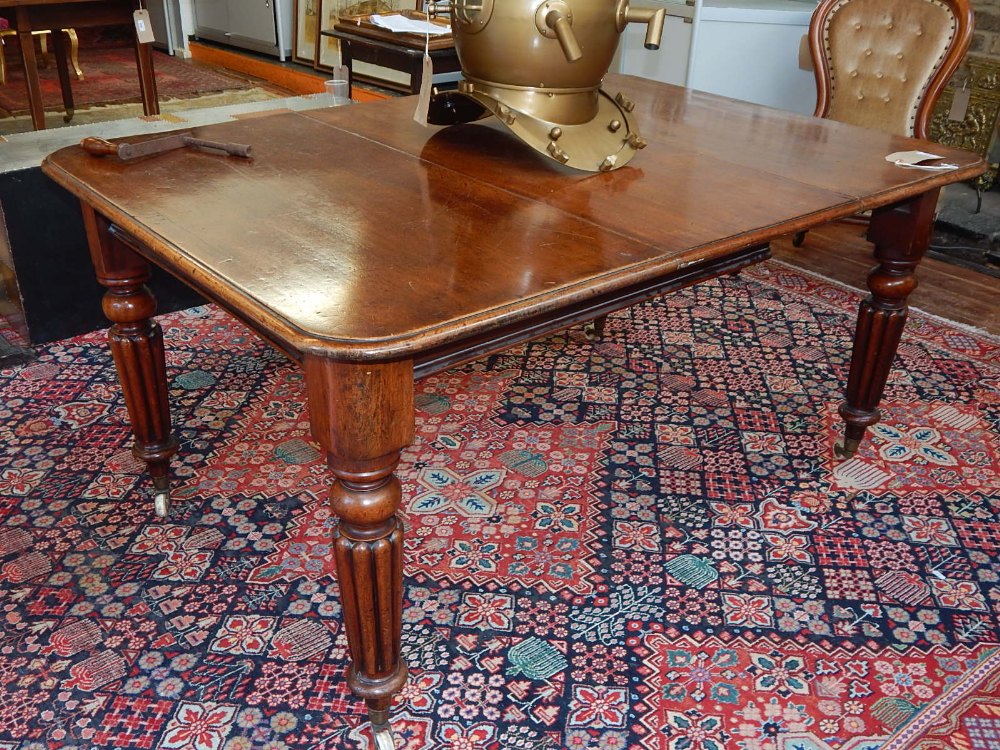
43 75 984 361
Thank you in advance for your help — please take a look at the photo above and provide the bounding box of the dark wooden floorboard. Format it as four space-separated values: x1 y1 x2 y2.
772 223 1000 336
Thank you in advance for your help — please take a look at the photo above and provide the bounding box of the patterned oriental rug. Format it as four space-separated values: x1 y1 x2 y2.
0 261 998 750
0 46 254 116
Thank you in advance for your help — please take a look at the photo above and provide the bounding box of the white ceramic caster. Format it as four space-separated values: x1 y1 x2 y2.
371 722 395 750
153 490 171 517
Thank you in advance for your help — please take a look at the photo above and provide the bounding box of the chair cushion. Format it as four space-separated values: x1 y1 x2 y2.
823 0 956 137
0 18 9 31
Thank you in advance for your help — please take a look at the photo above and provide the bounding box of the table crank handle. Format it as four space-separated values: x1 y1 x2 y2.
80 137 121 156
81 135 252 160
80 137 139 160
183 136 253 158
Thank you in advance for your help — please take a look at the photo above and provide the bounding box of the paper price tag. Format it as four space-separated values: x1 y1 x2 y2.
949 88 971 122
798 35 813 71
134 9 156 44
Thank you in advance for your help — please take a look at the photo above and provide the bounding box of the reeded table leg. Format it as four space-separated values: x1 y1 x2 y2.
82 205 178 515
304 357 414 748
838 190 938 457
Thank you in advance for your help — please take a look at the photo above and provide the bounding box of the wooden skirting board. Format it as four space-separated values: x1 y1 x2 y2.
188 42 389 103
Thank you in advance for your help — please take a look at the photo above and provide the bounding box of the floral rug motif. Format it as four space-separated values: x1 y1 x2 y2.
0 261 998 749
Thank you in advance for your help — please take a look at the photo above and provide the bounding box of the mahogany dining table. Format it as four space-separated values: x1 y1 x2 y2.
0 0 158 130
41 75 985 747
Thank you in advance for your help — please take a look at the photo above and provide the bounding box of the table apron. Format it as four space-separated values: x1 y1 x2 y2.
3 3 133 29
107 220 769 378
412 243 771 378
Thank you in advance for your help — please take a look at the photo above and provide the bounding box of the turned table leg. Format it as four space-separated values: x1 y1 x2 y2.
838 190 938 458
82 205 178 515
304 357 413 749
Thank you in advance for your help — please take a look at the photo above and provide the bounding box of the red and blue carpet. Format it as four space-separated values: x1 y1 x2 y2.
0 261 998 749
0 44 255 117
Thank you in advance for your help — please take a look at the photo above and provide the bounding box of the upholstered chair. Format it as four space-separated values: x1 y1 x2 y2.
793 0 974 246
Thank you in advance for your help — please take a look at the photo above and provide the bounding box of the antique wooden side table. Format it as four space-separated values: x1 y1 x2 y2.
0 0 158 130
42 76 984 747
325 25 461 95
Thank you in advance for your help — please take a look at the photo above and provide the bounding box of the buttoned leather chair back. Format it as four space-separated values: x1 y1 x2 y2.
808 0 974 139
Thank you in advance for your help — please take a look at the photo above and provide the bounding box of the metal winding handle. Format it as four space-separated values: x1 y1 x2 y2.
81 133 253 161
183 137 253 158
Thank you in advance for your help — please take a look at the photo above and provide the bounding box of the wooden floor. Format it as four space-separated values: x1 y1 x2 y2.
772 223 1000 336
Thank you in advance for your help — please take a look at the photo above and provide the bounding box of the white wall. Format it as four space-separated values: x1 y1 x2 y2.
176 0 196 57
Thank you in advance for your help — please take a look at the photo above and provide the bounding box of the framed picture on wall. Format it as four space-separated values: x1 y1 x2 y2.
315 0 413 72
293 0 320 65
315 0 343 71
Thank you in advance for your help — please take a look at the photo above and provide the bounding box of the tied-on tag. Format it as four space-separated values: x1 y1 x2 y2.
413 36 433 126
797 35 813 71
134 9 155 44
949 87 971 122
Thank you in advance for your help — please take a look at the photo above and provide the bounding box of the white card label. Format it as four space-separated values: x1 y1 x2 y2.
949 88 971 122
134 9 155 44
798 35 813 71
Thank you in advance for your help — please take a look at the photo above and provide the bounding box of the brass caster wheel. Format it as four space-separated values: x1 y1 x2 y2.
153 490 171 517
583 315 607 342
834 438 860 459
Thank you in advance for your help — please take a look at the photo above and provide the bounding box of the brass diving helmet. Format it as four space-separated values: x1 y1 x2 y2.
430 0 666 171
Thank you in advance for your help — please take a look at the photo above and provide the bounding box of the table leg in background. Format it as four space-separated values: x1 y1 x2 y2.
838 189 939 457
81 205 178 515
304 357 413 750
52 29 75 123
134 39 159 116
15 9 45 130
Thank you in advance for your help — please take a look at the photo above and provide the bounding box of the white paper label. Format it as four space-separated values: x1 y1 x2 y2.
949 88 971 122
134 9 155 44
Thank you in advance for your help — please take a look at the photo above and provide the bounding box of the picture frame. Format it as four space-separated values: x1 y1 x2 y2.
293 0 320 65
314 0 416 72
314 0 343 72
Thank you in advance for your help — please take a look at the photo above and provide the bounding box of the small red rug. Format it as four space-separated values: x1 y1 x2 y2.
0 44 255 115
